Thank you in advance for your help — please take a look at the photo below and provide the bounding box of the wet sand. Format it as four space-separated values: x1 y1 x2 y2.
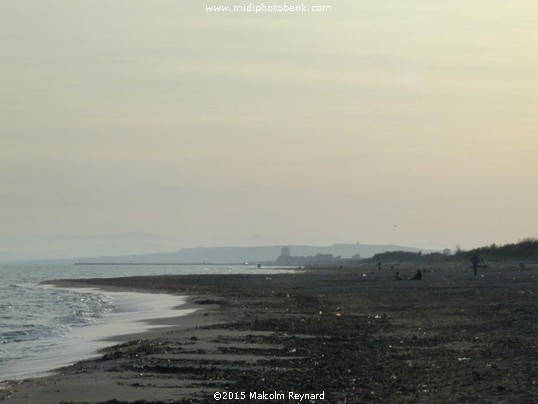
1 262 537 403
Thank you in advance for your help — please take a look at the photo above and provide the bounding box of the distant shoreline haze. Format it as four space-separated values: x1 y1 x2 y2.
1 243 432 264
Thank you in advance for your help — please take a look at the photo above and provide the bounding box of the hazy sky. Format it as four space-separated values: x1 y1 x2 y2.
1 0 537 251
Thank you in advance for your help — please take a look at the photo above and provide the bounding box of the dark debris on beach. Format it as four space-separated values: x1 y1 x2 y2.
4 264 538 403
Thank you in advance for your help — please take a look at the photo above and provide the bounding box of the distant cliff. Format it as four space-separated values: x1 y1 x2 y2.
76 243 433 264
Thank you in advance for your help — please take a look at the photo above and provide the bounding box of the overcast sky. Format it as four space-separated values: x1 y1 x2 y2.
1 0 537 252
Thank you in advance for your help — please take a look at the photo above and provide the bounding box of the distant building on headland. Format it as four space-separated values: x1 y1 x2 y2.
276 247 294 265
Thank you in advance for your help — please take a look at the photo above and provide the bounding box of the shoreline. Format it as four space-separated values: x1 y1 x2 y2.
2 263 537 402
0 284 204 383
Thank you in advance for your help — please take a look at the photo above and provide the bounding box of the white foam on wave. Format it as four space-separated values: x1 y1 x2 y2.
68 288 197 341
1 288 195 382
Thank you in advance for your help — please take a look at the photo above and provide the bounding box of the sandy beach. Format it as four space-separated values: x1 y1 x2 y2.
1 262 537 403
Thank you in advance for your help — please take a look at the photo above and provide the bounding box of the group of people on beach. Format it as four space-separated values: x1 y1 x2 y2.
394 269 422 281
390 254 482 281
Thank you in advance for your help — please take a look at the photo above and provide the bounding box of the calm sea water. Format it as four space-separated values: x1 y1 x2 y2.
0 263 290 381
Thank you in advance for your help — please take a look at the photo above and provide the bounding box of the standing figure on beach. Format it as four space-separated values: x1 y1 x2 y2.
394 272 402 281
412 269 422 280
471 254 480 276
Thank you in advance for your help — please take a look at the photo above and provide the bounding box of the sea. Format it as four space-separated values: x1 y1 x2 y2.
0 262 291 382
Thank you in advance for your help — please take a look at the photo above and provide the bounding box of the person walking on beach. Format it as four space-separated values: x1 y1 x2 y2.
471 254 480 276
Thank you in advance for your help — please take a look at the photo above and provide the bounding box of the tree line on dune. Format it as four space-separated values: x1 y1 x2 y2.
369 238 538 264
